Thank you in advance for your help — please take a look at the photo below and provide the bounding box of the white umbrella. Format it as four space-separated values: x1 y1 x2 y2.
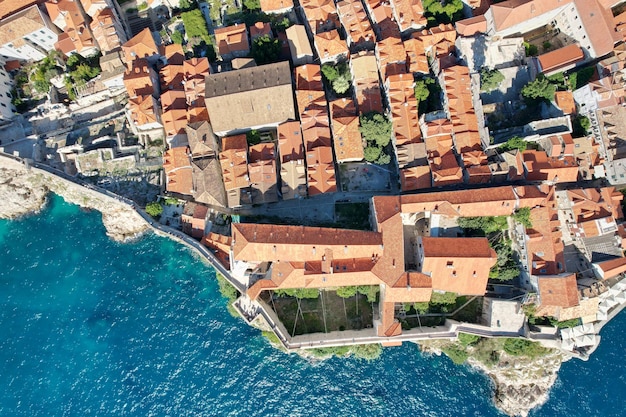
561 328 573 340
616 291 626 304
561 339 575 351
597 311 608 320
581 323 594 334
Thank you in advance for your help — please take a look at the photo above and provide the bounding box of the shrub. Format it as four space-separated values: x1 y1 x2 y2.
457 216 508 234
442 345 468 364
321 63 339 82
350 343 382 360
137 2 148 11
458 332 480 347
430 291 457 305
500 136 527 152
543 41 551 52
480 68 505 92
356 285 379 302
145 201 163 217
251 34 281 65
521 77 556 101
364 146 382 162
413 302 429 314
513 207 532 228
376 153 391 165
503 338 550 358
171 31 184 44
422 0 464 24
572 115 591 137
274 288 319 299
332 76 351 94
336 286 358 298
568 66 595 91
523 42 538 57
246 129 261 145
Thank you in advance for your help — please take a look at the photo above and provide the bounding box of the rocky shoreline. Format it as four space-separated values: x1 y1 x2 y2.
0 164 149 242
419 342 566 417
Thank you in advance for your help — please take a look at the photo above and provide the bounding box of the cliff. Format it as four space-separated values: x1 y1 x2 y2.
419 339 566 417
0 163 149 242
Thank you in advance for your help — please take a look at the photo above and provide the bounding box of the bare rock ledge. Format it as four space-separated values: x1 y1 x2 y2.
0 165 149 242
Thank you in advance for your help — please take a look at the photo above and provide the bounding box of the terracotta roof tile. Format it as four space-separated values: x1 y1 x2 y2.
538 274 579 308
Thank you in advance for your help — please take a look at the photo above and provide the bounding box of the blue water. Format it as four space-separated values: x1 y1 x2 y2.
0 195 624 417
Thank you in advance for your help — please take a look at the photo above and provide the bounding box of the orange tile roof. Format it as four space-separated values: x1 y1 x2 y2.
389 0 427 32
537 274 579 308
214 24 249 57
574 0 620 57
455 15 487 37
90 7 122 53
489 0 566 32
0 0 43 20
161 89 187 112
429 153 464 186
387 73 421 149
302 125 332 149
163 147 193 195
248 143 277 202
525 205 565 276
596 257 626 280
122 28 158 65
250 21 272 38
522 150 579 183
538 44 584 74
554 91 576 115
233 223 383 261
300 0 339 34
337 0 375 46
400 165 431 191
160 43 185 65
160 64 185 91
128 95 159 127
351 51 383 114
376 36 407 81
306 147 337 195
314 30 349 61
396 185 522 218
403 38 429 74
46 0 96 55
566 187 623 237
441 65 482 152
187 101 209 123
260 0 294 12
219 135 250 191
161 109 188 137
330 98 364 162
294 64 323 91
420 236 497 295
123 58 154 97
278 120 304 163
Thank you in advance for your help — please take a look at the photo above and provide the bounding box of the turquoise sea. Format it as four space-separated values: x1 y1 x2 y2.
1 195 625 417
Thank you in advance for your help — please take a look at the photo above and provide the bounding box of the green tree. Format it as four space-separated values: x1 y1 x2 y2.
243 0 260 10
356 285 379 302
145 201 163 217
375 153 391 165
332 76 350 94
336 286 358 298
274 288 319 298
73 63 100 82
457 216 508 234
500 136 527 152
568 66 595 91
413 302 429 314
522 77 556 101
179 0 193 11
171 30 184 44
273 17 292 32
364 146 382 162
542 41 551 52
251 34 281 65
480 68 505 92
181 9 211 44
321 63 339 82
246 129 261 145
422 0 464 24
414 78 432 103
572 115 590 137
430 291 457 305
359 112 392 147
513 207 532 228
523 42 538 57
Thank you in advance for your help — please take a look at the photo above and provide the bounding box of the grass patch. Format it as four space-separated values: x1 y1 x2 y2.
503 338 551 358
441 345 469 365
216 272 239 318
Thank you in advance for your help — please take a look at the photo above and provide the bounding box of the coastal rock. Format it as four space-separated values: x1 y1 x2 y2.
468 351 566 417
0 163 149 242
0 167 49 219
418 341 566 417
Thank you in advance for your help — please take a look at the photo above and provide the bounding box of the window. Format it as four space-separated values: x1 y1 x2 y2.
446 261 453 268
